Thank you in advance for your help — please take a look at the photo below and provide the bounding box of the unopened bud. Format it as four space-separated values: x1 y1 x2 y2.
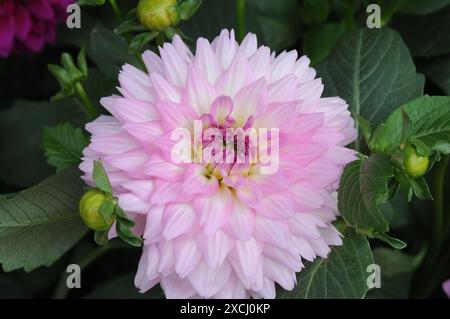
137 0 180 31
79 189 114 231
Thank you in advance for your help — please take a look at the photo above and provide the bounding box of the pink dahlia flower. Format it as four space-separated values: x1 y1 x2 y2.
0 0 73 57
80 30 357 298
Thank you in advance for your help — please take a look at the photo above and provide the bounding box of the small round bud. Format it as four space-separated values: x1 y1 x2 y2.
403 145 429 178
137 0 180 31
79 189 113 231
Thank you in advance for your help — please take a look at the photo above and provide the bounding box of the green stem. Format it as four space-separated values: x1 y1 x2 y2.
52 240 128 299
106 0 145 69
108 0 123 22
156 32 165 47
52 245 110 299
411 155 449 298
430 155 449 261
344 0 356 30
74 82 98 119
236 0 246 42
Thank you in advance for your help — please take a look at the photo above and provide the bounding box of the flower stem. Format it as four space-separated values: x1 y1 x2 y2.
108 0 146 71
108 0 123 22
52 240 128 299
410 155 449 298
52 245 110 299
75 82 98 119
236 0 246 42
430 154 449 261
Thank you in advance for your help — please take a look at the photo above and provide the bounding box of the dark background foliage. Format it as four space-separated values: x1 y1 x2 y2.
0 0 449 299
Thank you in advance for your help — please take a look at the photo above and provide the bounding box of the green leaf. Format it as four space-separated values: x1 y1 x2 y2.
129 32 159 55
424 55 450 96
338 156 392 233
77 47 88 78
410 177 433 200
278 229 374 298
98 198 116 225
94 230 109 246
92 160 112 194
246 0 302 51
114 207 135 228
360 154 395 216
179 0 203 20
356 115 372 146
338 156 410 249
114 207 143 247
116 221 143 247
410 139 432 157
379 192 412 229
0 100 86 187
303 22 346 65
114 20 147 36
0 167 87 272
393 5 450 58
43 123 88 172
82 68 116 110
371 96 450 155
316 28 424 150
89 26 140 79
300 0 330 26
61 53 84 82
373 232 407 249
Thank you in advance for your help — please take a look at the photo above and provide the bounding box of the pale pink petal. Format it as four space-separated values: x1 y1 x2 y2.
215 52 253 96
212 29 238 70
142 50 164 75
263 257 296 291
199 231 234 269
188 261 232 297
183 65 218 115
144 205 165 243
150 72 181 103
163 204 197 240
182 165 219 196
118 193 152 214
194 185 233 235
173 236 201 278
121 180 154 202
232 78 267 126
159 42 188 87
160 274 197 299
194 37 221 84
223 200 255 240
144 155 185 182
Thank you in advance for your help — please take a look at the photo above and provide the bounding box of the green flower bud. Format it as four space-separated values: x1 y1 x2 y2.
79 189 114 231
61 53 84 82
403 145 429 178
137 0 180 31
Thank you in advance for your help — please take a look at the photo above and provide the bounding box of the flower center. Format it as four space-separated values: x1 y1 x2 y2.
197 97 257 177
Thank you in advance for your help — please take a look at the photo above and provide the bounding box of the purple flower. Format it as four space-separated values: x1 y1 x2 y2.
0 0 73 57
443 279 450 298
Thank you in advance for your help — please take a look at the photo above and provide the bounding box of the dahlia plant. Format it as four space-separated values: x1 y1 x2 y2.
1 0 450 301
79 30 356 298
